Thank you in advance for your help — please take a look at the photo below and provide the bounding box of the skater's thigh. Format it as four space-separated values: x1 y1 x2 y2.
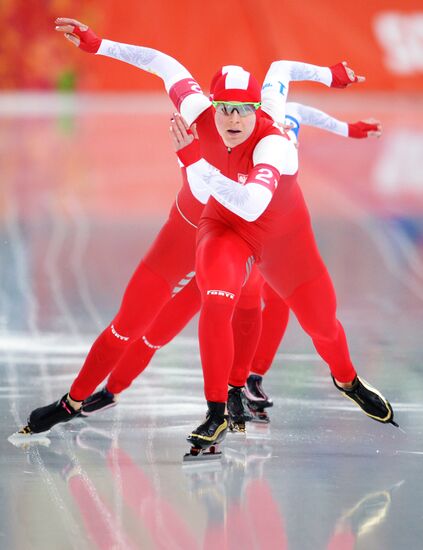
196 225 253 298
143 204 197 288
260 222 327 299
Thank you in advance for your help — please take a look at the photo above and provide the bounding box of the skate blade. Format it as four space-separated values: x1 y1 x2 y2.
183 452 222 463
8 430 51 448
247 401 273 410
250 416 270 424
390 420 406 433
183 447 223 464
229 423 247 434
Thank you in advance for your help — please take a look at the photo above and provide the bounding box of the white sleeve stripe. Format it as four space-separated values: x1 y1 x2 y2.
179 94 212 126
253 135 290 175
164 71 195 92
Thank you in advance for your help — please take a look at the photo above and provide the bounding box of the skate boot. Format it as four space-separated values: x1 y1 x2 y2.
333 376 398 426
81 387 118 416
227 386 253 433
245 374 273 423
184 402 228 462
15 394 81 437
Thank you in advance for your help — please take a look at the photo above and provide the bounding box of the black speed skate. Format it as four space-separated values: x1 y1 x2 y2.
245 374 273 424
81 387 117 416
17 394 81 436
333 376 398 426
227 386 253 432
184 402 228 463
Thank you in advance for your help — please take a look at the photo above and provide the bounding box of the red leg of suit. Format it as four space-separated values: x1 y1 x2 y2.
70 262 171 401
70 204 197 401
196 195 356 405
284 271 355 382
196 225 253 402
105 264 264 396
260 219 356 384
251 282 290 376
229 265 264 387
106 279 201 394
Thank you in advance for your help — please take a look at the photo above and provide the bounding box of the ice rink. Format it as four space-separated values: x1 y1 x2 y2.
1 93 423 549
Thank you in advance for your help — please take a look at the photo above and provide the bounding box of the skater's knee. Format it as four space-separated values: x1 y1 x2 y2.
202 288 238 310
287 281 339 341
108 323 137 344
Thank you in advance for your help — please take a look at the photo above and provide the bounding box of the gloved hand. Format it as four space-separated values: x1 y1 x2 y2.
171 113 201 167
348 119 382 138
330 61 365 88
55 18 102 53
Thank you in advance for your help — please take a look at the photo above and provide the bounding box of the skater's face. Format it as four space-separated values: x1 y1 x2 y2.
213 102 257 147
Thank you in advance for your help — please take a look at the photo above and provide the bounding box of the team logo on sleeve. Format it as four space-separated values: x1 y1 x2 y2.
237 173 248 184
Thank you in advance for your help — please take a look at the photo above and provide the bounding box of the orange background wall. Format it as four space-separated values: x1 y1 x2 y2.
1 0 423 92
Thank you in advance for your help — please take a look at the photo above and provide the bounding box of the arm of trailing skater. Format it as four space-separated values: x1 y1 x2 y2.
54 17 211 125
285 103 382 138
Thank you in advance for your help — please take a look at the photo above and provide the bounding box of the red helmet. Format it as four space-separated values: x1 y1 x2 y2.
210 65 261 104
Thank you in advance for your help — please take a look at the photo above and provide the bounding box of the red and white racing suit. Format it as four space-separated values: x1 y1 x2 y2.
69 35 357 402
105 101 370 394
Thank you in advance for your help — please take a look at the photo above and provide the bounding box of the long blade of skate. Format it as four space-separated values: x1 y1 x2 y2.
8 431 51 447
182 450 223 463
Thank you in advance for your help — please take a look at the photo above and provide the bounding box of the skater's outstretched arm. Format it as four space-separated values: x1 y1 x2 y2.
261 60 365 124
285 102 382 138
55 19 363 130
54 17 211 125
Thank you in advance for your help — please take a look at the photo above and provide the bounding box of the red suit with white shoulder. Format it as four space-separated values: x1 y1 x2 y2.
67 28 357 402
